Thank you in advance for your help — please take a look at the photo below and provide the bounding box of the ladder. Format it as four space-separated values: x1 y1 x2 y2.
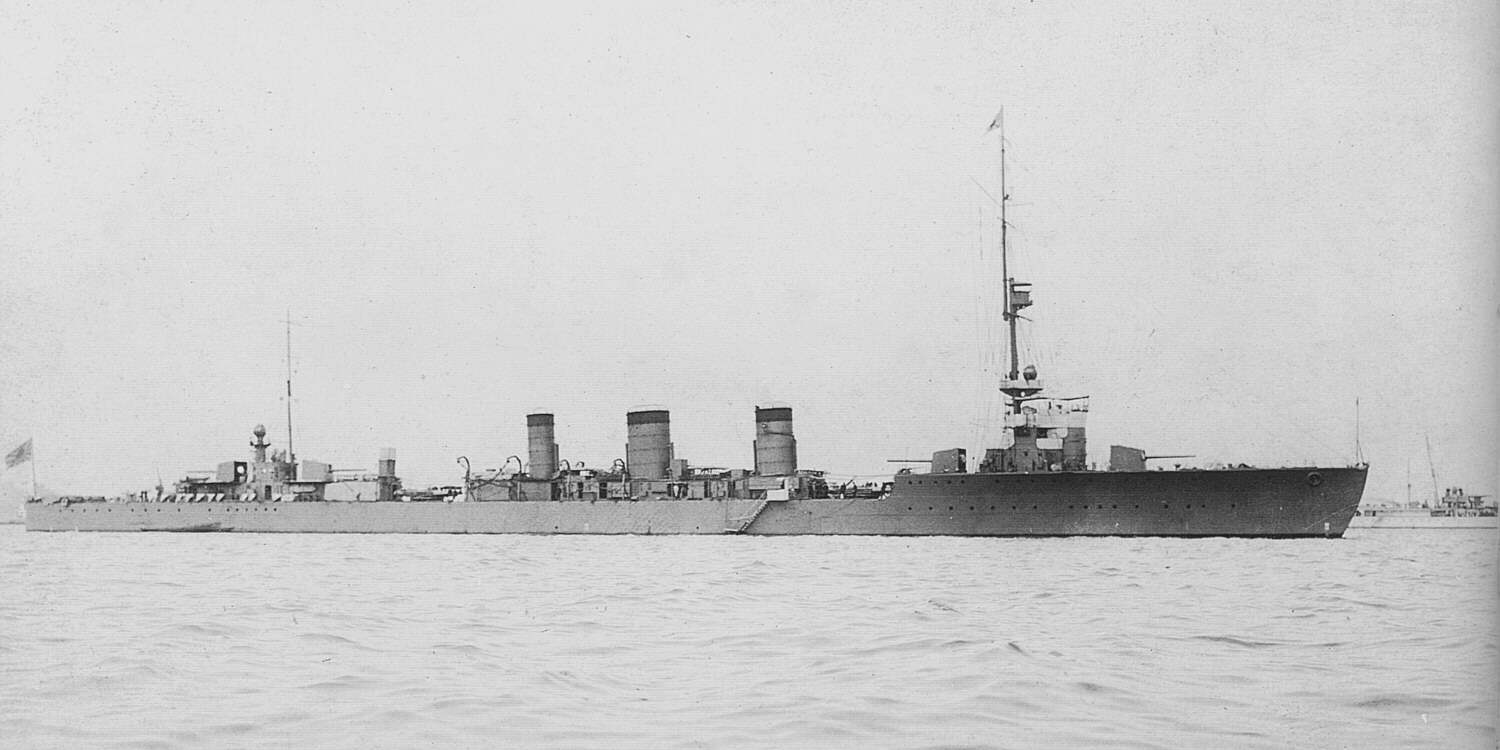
724 499 771 534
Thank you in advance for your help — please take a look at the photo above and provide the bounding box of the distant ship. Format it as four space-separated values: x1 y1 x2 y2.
25 120 1367 537
1351 488 1496 530
1350 437 1493 530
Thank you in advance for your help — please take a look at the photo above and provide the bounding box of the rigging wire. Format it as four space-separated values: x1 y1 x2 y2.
970 181 1007 456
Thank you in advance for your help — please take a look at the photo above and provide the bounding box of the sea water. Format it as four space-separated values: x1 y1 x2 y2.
2 525 1494 749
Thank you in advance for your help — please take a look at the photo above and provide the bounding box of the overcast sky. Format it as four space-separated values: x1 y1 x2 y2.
2 1 1495 505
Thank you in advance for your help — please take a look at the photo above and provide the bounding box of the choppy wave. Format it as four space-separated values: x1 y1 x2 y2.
1 527 1494 749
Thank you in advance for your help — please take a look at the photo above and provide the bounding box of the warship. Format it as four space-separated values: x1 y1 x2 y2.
1350 438 1493 530
1351 488 1496 530
24 122 1368 537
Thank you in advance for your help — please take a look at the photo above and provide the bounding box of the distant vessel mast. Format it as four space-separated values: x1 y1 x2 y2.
1406 458 1412 507
1425 434 1439 507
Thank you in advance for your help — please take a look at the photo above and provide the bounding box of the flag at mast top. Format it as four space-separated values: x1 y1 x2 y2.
5 438 32 469
987 107 1003 133
5 437 36 501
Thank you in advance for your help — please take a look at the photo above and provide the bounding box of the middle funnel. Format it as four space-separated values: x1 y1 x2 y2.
625 407 673 480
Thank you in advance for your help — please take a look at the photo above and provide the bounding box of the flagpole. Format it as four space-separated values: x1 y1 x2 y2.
29 443 37 501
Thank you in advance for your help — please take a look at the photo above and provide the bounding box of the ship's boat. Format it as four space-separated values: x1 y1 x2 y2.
25 118 1367 537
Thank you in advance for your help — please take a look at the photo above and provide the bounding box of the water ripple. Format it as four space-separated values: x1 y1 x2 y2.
0 526 1494 749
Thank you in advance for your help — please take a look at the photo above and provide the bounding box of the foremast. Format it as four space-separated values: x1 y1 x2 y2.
994 108 1041 412
981 109 1088 474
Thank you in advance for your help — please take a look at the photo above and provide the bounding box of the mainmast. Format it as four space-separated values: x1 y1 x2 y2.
285 311 296 477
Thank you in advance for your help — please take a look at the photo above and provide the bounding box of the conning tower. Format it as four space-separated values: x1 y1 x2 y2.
526 413 559 479
625 407 673 480
753 404 797 476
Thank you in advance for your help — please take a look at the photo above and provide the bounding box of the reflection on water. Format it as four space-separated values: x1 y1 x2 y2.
2 527 1494 749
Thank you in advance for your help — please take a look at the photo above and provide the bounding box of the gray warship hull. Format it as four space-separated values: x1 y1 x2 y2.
1348 511 1496 530
25 466 1366 537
